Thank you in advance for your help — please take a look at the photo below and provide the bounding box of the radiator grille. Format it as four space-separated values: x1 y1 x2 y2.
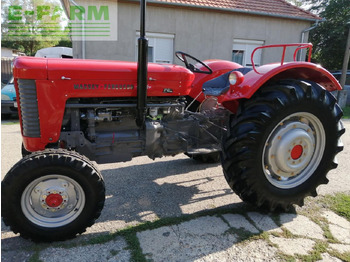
18 79 40 137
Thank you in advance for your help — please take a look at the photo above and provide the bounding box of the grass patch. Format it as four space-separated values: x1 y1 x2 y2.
342 106 350 119
321 224 337 243
249 231 270 242
28 251 42 262
322 193 350 222
120 230 146 262
1 120 20 125
295 241 328 262
110 249 120 256
224 227 256 242
328 250 350 262
276 252 296 262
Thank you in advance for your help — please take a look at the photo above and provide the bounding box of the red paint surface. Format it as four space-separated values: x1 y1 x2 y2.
14 56 342 152
291 145 303 160
45 194 63 207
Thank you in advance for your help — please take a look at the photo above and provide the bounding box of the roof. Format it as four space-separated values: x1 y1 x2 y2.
147 0 321 21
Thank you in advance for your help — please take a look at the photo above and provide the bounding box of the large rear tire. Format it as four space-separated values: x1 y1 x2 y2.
221 80 345 211
1 149 105 242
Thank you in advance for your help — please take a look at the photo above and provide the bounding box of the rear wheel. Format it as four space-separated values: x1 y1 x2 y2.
222 80 345 211
1 149 105 242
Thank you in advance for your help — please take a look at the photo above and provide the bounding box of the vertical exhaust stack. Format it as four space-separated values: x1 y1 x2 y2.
136 0 148 127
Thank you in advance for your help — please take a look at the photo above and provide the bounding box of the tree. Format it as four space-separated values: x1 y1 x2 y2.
1 0 71 56
307 0 350 70
286 0 304 7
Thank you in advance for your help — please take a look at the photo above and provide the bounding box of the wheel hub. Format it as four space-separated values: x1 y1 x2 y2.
263 112 325 189
45 193 64 208
38 186 70 212
267 122 315 178
291 145 303 160
21 175 85 227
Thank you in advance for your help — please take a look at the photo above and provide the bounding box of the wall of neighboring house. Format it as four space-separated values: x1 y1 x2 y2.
1 48 14 58
73 2 312 66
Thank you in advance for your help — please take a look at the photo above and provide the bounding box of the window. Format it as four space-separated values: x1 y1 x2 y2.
148 46 154 63
232 39 264 67
232 50 244 65
136 33 174 64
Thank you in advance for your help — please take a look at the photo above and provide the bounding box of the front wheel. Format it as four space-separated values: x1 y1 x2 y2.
222 80 345 211
1 149 105 242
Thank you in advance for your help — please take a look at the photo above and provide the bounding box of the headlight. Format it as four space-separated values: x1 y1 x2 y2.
228 71 244 86
1 94 10 100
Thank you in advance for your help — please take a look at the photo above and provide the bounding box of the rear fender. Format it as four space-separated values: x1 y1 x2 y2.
221 62 342 112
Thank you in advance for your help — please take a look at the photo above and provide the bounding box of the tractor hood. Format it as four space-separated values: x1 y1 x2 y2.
13 57 195 97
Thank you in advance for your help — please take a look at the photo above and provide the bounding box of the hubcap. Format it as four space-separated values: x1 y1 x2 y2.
291 145 303 160
21 175 85 228
45 194 64 208
262 112 325 189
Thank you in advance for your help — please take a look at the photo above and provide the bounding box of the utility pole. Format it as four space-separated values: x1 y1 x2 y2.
340 22 350 87
336 21 350 108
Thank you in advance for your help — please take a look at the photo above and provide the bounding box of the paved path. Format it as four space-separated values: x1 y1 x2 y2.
1 120 350 261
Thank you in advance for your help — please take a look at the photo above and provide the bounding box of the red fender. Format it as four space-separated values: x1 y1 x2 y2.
221 62 342 112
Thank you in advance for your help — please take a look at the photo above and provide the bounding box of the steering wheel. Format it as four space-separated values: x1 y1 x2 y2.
175 51 212 74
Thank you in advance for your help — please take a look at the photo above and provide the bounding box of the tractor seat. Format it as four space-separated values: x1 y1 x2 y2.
202 67 252 96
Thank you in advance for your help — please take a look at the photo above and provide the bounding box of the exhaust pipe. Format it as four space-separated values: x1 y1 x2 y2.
136 0 148 127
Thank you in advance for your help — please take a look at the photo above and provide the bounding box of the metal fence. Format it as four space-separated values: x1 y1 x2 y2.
1 58 14 85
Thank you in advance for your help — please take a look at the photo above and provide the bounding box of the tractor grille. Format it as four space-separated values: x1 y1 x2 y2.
18 79 41 137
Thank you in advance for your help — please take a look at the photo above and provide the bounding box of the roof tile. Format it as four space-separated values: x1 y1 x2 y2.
151 0 320 20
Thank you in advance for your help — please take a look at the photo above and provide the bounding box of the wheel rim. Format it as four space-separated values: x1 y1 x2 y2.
21 175 85 228
262 112 325 189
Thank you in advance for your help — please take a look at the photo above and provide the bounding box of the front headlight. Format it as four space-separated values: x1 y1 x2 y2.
228 71 244 86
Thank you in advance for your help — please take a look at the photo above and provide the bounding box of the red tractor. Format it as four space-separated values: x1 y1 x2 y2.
1 0 345 242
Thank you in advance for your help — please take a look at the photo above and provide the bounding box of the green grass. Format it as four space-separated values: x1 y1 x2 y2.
328 193 350 221
295 241 328 262
322 193 350 222
1 119 20 125
343 106 350 119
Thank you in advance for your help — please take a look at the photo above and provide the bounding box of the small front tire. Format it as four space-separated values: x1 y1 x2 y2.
1 149 105 242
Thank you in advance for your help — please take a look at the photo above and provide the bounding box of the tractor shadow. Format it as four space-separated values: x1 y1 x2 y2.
99 156 232 223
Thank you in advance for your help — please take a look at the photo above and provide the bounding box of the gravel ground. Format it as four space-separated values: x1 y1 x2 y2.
1 119 349 261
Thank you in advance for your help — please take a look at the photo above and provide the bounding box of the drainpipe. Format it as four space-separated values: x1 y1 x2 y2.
69 0 86 59
298 19 323 61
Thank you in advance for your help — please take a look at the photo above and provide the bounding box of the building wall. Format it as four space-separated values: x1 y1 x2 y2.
1 48 13 58
73 2 312 65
